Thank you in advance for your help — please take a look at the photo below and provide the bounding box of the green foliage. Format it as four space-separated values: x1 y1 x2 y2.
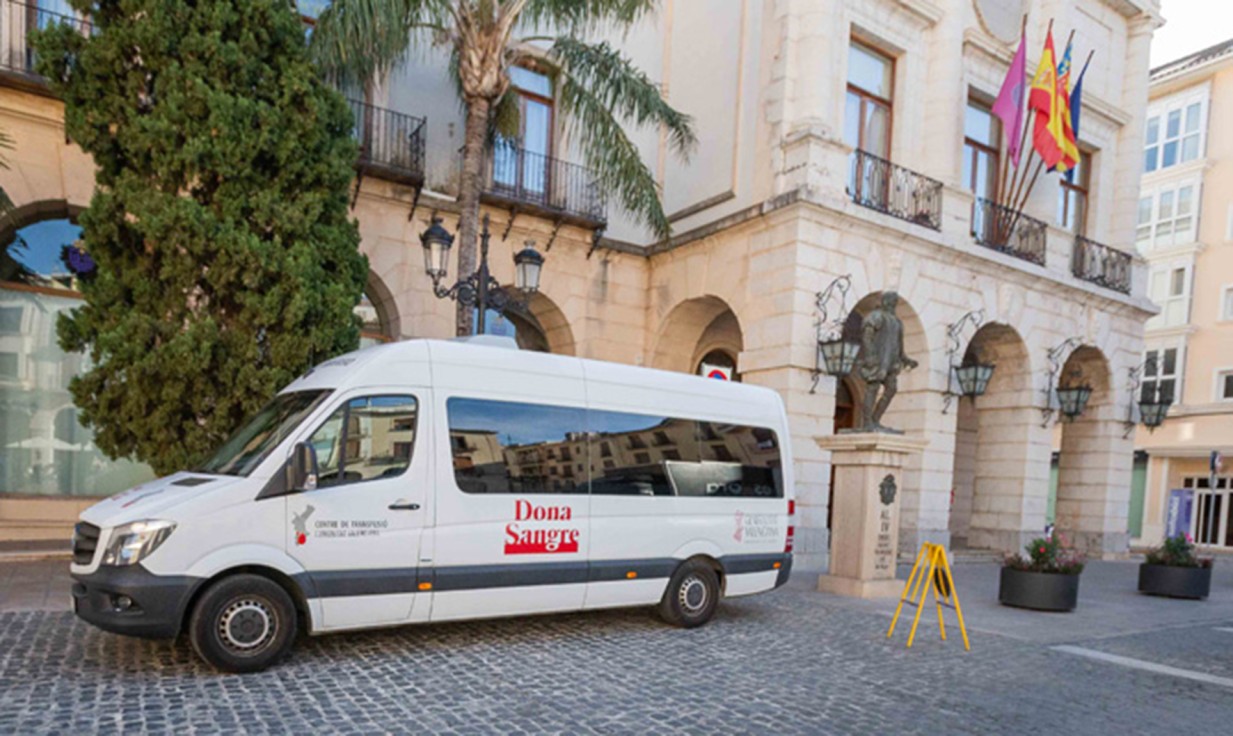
1145 533 1211 568
1004 533 1086 575
32 0 367 475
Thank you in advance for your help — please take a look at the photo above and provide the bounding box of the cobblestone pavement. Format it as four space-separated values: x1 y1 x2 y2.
2 566 1232 734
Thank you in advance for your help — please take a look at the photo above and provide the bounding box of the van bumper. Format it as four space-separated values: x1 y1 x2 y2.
71 565 202 639
774 554 793 588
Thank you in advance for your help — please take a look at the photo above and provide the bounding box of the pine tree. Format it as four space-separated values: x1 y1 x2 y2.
33 1 367 475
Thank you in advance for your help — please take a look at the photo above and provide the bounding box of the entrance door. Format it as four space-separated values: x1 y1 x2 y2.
286 392 430 630
1192 476 1233 548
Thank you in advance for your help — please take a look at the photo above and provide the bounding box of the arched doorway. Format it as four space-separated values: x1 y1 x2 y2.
1053 345 1124 556
652 295 743 378
477 290 575 355
357 271 400 346
948 322 1042 551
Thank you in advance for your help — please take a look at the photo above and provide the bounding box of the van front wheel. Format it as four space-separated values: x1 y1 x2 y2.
189 574 297 673
657 561 720 628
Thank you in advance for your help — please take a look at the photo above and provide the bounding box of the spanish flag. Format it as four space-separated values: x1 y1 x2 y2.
1055 41 1080 174
1028 29 1065 169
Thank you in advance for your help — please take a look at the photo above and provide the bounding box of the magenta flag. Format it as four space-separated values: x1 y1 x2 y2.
992 27 1028 166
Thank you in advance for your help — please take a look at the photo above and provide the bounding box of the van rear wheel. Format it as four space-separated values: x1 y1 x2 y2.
189 574 297 673
657 560 720 628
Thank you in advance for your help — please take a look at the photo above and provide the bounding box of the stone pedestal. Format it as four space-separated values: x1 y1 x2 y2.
816 432 928 599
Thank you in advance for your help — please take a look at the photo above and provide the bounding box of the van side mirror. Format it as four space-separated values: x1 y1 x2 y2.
289 442 319 492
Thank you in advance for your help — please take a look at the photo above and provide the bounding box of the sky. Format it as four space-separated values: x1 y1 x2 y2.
1151 0 1233 68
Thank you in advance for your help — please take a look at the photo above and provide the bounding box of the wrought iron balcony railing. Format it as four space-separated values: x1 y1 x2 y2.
972 197 1047 266
483 141 606 227
848 149 943 231
348 98 426 187
1072 235 1132 294
1 0 92 77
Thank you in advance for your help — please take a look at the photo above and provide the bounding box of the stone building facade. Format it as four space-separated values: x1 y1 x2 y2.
1132 38 1233 550
0 0 1161 567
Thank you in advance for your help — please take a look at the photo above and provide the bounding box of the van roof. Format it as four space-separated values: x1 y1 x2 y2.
283 339 785 427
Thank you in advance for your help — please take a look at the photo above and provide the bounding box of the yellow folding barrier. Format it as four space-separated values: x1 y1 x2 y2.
886 542 970 650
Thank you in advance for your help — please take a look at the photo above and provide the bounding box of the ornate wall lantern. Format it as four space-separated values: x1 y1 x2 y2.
1123 354 1174 437
1041 336 1090 426
1055 376 1093 422
419 216 455 280
810 275 859 391
942 309 995 414
513 242 545 294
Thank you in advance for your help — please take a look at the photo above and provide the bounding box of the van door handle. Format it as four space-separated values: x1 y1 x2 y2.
388 502 420 511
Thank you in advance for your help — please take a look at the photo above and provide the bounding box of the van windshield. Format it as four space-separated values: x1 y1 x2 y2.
199 390 331 477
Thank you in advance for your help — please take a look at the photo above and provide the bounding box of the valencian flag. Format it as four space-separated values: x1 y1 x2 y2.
1028 28 1065 168
992 24 1028 167
1065 56 1090 183
1054 40 1081 174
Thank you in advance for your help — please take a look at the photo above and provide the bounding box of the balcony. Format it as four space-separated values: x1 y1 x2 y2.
971 197 1047 266
848 149 943 230
348 99 426 188
1072 235 1132 295
1 1 91 81
482 142 606 229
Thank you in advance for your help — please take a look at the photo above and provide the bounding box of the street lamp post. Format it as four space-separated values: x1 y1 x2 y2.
420 213 544 334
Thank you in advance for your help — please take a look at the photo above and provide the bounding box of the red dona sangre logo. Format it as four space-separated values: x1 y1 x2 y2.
504 500 580 554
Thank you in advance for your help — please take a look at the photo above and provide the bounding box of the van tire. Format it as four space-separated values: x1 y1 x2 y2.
188 574 297 673
657 561 720 628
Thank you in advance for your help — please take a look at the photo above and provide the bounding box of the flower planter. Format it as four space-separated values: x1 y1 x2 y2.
998 567 1080 611
1138 563 1212 600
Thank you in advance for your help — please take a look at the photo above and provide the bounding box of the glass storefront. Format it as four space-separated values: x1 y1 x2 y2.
1 219 154 497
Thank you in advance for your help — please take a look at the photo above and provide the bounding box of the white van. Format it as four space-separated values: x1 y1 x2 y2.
69 338 794 672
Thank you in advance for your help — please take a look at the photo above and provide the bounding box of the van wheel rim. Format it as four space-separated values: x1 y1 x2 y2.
219 598 275 652
679 575 708 615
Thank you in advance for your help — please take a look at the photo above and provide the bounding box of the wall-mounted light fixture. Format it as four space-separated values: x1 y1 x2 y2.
942 309 995 414
810 275 858 392
1041 336 1090 427
1123 354 1174 438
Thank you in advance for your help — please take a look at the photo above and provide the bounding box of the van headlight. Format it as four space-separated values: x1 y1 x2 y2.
101 520 176 567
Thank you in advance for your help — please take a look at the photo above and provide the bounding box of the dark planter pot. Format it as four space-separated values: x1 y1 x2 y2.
1138 563 1212 600
998 567 1081 611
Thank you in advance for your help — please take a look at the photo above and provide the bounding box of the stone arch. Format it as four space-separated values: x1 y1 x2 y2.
359 269 401 341
1054 344 1128 556
525 290 576 356
651 295 743 376
949 322 1047 551
0 199 83 247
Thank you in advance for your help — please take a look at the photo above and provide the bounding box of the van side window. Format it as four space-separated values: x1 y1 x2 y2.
447 398 586 494
307 395 418 488
589 411 782 498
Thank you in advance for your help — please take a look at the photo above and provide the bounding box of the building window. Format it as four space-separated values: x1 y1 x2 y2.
493 66 554 195
844 41 893 159
1136 182 1198 252
963 99 1000 201
1141 347 1179 404
1222 285 1233 321
1219 370 1233 401
1057 152 1090 233
1148 264 1191 329
1144 97 1204 173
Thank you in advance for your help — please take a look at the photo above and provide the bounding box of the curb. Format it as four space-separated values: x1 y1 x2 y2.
0 550 71 563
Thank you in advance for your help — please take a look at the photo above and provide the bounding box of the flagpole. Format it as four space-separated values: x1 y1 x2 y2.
995 14 1029 209
1003 25 1073 244
995 15 1040 243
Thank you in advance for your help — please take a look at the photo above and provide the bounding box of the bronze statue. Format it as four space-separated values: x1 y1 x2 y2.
855 292 917 432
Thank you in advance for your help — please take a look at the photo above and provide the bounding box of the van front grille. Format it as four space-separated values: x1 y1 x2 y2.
72 522 101 565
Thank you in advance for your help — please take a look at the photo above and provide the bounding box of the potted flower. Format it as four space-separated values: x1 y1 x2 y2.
1139 533 1213 599
999 533 1086 611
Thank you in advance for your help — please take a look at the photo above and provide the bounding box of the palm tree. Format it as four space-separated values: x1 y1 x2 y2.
311 0 695 335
